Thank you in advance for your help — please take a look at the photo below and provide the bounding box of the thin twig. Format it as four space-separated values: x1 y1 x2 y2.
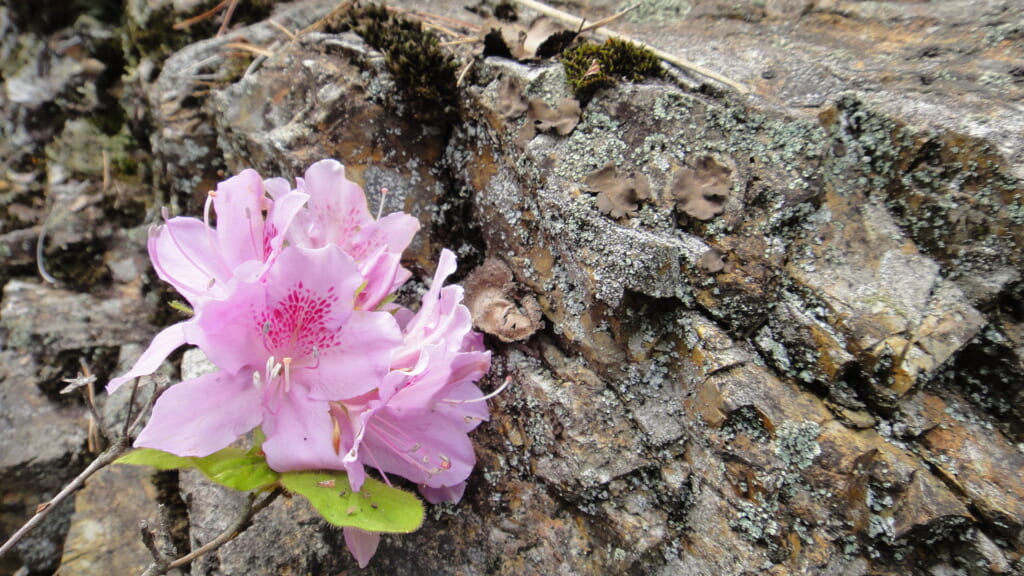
0 440 131 559
173 0 231 30
579 4 637 33
139 488 283 576
511 0 749 94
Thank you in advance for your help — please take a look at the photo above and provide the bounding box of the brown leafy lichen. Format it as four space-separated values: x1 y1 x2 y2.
516 97 581 147
672 156 732 221
584 162 650 219
463 257 544 342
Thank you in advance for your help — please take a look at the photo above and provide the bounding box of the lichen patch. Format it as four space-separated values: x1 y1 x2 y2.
516 97 581 147
672 156 732 221
584 162 650 219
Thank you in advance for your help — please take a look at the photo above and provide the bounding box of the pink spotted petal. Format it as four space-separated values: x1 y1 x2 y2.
343 527 380 569
419 482 466 504
347 211 420 262
107 322 189 392
134 370 262 457
294 159 372 249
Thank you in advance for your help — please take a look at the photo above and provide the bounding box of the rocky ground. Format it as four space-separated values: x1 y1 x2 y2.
1 0 1022 574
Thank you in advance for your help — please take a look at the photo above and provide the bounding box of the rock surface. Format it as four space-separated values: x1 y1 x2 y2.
0 0 1022 575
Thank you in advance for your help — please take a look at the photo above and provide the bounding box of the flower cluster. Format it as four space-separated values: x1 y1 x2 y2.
108 160 492 566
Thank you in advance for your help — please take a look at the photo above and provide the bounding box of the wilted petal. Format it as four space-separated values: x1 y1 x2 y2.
343 527 380 568
134 370 261 456
107 322 188 392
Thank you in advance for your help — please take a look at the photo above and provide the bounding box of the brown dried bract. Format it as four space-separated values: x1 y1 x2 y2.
463 258 544 342
516 97 580 147
585 162 650 219
672 156 732 221
498 76 528 119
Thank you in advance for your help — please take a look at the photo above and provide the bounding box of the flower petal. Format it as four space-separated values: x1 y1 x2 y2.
213 169 269 266
294 159 372 249
149 218 230 304
343 527 380 568
419 482 466 504
134 370 261 456
107 322 188 392
260 384 341 472
360 405 477 489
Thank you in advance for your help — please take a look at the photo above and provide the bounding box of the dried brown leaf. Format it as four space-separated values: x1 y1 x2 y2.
463 258 544 342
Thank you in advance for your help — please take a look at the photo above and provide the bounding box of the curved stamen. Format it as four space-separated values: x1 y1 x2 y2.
440 376 511 405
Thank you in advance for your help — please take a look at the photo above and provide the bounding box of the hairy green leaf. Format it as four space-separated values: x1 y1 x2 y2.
115 448 194 470
281 471 424 533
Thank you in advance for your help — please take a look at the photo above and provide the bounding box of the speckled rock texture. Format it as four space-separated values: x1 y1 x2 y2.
1 0 1022 575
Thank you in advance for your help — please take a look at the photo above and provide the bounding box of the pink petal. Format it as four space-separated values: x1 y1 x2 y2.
296 159 372 249
419 482 466 504
134 370 262 456
264 189 309 257
107 322 188 392
343 527 380 568
188 281 267 375
149 218 230 304
359 405 477 489
213 169 269 266
260 384 341 472
306 308 401 401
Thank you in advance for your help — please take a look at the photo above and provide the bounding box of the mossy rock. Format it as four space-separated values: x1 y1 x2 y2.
563 38 664 102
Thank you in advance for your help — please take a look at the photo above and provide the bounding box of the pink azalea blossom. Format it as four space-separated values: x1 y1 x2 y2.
110 161 494 569
336 250 492 502
132 245 402 466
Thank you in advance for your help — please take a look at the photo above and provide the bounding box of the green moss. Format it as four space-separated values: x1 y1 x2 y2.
563 38 665 102
346 3 459 120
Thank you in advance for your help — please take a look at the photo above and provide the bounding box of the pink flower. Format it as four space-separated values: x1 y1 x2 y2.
109 161 495 569
337 250 492 502
131 245 402 466
286 160 419 310
148 169 308 307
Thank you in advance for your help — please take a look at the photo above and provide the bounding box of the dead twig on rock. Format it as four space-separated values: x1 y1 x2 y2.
138 487 283 576
0 377 150 560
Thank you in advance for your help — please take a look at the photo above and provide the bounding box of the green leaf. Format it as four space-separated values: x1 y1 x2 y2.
250 427 266 454
281 471 424 533
193 448 280 492
116 447 280 492
116 448 194 470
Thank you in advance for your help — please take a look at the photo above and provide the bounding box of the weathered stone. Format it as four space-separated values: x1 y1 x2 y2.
58 465 160 576
0 351 88 575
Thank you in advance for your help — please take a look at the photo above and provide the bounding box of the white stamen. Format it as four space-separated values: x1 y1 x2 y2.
441 376 511 405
